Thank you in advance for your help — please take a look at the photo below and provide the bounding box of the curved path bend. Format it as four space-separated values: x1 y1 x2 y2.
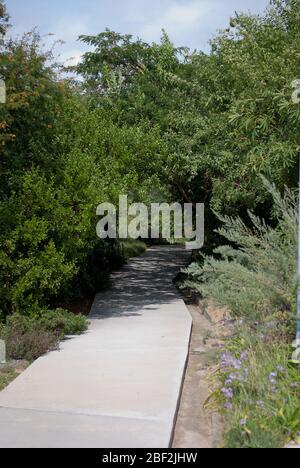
0 246 192 448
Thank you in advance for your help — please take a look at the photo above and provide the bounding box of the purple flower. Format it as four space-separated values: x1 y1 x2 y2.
221 353 242 371
256 401 264 408
221 353 234 367
277 366 286 373
240 352 248 360
269 372 277 385
229 373 242 382
224 402 233 410
222 387 234 399
240 419 247 427
221 353 231 360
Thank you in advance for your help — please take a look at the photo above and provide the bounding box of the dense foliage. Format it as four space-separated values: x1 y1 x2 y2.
0 0 299 445
0 0 299 328
186 178 298 320
0 7 164 317
185 182 300 447
77 0 300 211
0 310 88 361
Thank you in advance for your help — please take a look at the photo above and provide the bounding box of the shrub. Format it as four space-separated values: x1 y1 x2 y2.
0 309 89 361
2 327 59 362
0 314 59 361
186 179 300 448
36 308 89 337
185 178 297 321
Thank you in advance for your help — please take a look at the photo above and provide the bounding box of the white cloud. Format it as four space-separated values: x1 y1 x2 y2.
140 1 213 41
165 2 207 27
50 17 90 43
45 17 90 68
58 49 83 66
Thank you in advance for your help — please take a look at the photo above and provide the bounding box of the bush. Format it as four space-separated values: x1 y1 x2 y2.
36 309 89 337
185 178 297 321
186 180 300 447
3 327 59 362
0 310 89 361
0 314 59 361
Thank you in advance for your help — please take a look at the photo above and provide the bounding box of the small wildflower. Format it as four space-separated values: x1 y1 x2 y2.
240 419 247 426
224 402 233 410
234 361 242 370
221 353 241 371
269 372 277 385
222 387 234 399
228 373 243 383
256 401 264 408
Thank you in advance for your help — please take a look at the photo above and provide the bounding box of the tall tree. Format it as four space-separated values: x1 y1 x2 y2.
0 1 9 39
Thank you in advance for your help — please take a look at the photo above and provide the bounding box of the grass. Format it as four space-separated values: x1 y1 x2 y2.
217 320 300 448
0 363 28 391
0 368 18 391
120 240 147 259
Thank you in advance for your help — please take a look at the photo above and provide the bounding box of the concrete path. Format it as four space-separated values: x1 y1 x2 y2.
0 246 192 448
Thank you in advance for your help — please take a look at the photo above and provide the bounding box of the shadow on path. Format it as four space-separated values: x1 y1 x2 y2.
90 245 191 319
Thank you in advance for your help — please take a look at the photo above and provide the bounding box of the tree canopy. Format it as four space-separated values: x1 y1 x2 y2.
0 0 299 317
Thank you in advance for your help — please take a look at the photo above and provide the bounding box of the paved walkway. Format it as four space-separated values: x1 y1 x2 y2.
0 246 192 448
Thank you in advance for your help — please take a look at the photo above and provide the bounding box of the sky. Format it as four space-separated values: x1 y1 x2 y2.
6 0 271 65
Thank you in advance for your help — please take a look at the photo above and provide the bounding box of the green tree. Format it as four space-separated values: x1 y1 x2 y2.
189 0 300 211
0 0 9 40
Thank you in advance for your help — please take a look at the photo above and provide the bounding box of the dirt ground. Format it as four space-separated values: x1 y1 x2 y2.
172 300 229 448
